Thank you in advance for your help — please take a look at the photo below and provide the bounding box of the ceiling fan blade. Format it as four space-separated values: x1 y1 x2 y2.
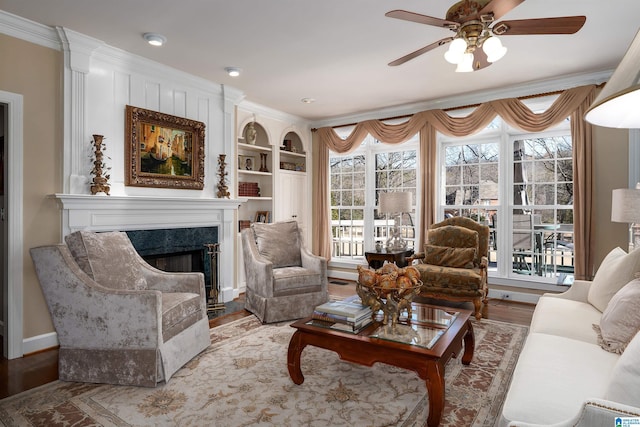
494 16 587 36
388 37 454 66
472 48 492 71
479 0 524 21
385 10 458 29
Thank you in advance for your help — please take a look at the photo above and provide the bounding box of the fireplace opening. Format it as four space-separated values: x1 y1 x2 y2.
143 250 204 276
126 227 218 299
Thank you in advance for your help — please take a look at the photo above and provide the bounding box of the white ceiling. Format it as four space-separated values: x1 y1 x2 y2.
2 0 639 123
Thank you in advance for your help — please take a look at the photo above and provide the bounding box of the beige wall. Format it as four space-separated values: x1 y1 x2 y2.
592 125 630 269
0 33 62 338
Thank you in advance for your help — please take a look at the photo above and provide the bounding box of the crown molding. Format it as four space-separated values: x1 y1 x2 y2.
311 70 613 128
0 10 61 50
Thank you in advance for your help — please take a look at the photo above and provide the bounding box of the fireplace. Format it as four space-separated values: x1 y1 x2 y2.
126 227 218 296
55 194 244 304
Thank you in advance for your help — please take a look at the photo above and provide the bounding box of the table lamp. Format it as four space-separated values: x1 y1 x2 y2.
379 191 412 251
611 186 640 251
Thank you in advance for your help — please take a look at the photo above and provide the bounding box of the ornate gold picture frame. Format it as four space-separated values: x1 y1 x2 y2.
125 105 205 189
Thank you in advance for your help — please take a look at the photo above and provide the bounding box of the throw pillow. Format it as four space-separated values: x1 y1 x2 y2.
428 225 479 249
423 244 476 268
252 221 302 268
66 231 147 291
604 330 640 408
588 247 640 312
64 231 95 279
593 278 640 354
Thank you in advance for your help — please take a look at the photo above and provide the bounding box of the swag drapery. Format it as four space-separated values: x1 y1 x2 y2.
314 84 596 280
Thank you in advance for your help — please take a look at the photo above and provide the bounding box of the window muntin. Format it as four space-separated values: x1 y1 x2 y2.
330 134 418 261
439 114 574 285
330 155 366 258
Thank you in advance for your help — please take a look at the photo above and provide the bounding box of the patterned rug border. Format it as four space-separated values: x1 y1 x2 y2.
0 315 528 427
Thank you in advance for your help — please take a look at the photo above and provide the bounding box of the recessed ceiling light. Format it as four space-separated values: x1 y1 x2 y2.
301 98 315 104
225 67 241 77
143 33 166 47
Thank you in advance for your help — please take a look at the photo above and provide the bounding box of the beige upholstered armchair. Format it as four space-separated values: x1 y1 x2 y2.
30 230 211 387
409 217 490 320
241 220 329 323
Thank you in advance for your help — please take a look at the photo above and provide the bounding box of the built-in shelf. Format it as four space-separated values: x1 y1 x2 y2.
280 150 306 158
238 142 271 153
244 196 273 201
238 170 272 176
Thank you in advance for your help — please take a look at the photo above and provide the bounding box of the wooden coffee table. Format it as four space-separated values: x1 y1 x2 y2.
287 303 474 427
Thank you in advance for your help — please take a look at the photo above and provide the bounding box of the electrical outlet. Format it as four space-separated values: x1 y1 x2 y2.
501 293 511 300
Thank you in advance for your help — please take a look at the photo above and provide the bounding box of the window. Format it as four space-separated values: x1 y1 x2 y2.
330 154 366 258
439 110 574 286
330 134 418 262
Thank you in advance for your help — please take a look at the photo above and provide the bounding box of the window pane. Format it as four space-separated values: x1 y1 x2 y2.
442 125 573 284
329 135 418 261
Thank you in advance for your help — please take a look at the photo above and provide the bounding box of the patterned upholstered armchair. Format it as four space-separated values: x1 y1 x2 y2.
409 217 490 320
30 231 211 387
241 220 328 323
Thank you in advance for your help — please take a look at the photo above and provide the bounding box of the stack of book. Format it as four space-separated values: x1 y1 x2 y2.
311 295 373 333
238 182 260 197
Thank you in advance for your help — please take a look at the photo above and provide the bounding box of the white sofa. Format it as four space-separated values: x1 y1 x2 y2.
500 247 640 426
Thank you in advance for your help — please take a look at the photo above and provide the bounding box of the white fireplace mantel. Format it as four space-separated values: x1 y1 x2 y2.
54 193 247 302
54 194 246 232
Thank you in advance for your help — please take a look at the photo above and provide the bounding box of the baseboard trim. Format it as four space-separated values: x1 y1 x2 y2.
23 332 58 356
487 289 540 304
330 268 542 305
328 269 358 282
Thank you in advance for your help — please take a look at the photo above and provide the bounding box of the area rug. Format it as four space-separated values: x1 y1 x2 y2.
0 316 527 427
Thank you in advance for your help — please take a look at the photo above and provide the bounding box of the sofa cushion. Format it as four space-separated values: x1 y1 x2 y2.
593 278 640 354
252 221 301 268
65 231 147 291
423 244 476 268
161 292 202 342
500 332 619 425
415 263 482 291
529 295 602 345
604 331 640 408
272 266 323 297
588 247 640 312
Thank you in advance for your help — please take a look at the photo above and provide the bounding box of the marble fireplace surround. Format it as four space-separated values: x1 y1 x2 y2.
54 194 245 303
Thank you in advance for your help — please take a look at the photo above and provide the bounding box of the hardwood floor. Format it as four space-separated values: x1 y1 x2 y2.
0 282 534 400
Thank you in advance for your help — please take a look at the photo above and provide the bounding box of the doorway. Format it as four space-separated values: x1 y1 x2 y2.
1 91 24 360
1 103 5 357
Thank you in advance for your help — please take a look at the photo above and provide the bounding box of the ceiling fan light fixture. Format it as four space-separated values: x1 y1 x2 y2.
455 52 474 72
444 37 467 64
483 36 507 63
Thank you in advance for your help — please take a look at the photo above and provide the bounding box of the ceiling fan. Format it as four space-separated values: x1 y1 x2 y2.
386 0 586 71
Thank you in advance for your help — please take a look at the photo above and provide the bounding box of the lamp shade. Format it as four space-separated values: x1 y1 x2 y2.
611 188 640 223
585 28 640 128
379 192 412 214
455 52 474 73
483 36 507 63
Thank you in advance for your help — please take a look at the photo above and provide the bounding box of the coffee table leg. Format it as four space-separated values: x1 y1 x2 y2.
287 331 306 384
462 320 475 365
425 361 445 427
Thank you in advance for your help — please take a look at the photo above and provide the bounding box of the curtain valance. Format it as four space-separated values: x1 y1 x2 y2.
313 84 596 279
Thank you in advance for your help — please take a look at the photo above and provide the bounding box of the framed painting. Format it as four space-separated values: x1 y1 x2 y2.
125 105 205 189
238 155 255 171
255 211 270 223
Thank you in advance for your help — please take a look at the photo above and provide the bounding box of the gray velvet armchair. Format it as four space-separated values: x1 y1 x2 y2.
30 230 211 387
241 220 329 323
